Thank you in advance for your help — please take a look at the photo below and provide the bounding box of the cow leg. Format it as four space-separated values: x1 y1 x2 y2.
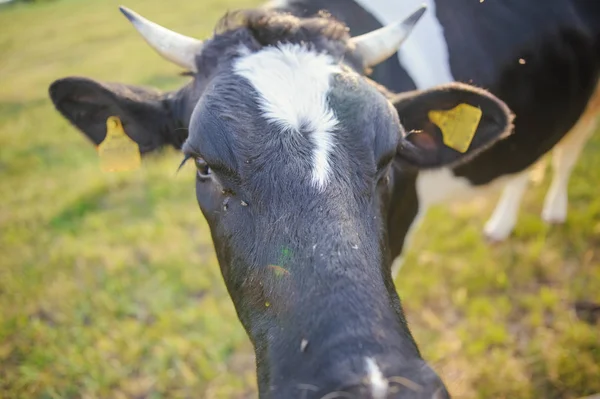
391 207 427 279
542 116 597 223
391 256 405 279
483 172 530 242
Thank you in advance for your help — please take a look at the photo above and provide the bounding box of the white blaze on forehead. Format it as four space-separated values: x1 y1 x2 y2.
365 357 389 399
234 44 341 190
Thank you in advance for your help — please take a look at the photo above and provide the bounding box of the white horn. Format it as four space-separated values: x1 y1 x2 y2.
119 6 203 72
351 5 427 68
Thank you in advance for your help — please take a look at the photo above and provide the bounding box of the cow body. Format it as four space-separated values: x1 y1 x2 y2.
280 0 600 266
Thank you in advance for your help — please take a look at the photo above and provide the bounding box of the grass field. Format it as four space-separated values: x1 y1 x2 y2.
0 0 599 398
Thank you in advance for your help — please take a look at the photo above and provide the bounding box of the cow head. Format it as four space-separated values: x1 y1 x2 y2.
49 6 513 398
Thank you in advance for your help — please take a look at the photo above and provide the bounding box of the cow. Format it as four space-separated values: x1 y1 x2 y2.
280 0 600 275
51 0 600 278
48 5 515 399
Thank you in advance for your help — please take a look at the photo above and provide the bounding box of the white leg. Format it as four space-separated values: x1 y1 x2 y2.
542 118 596 224
529 157 548 186
484 172 530 242
391 207 427 280
391 256 405 280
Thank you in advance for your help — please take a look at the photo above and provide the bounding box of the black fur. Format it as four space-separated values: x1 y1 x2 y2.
315 0 600 249
48 6 514 398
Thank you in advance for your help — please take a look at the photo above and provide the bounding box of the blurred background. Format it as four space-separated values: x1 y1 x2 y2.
0 0 599 398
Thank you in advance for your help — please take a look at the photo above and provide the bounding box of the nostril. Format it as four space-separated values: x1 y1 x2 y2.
388 376 423 393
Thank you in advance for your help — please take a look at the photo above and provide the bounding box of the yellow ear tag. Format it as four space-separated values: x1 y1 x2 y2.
428 103 483 153
97 116 141 172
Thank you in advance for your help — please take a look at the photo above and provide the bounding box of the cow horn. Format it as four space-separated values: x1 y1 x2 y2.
351 5 427 68
119 6 203 72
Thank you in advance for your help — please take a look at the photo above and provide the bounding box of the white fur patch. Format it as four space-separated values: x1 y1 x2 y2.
365 357 388 399
392 169 472 277
416 168 474 207
353 0 455 89
234 44 341 190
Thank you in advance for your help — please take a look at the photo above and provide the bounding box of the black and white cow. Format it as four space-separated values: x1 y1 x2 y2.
56 0 600 278
48 5 514 399
287 0 599 275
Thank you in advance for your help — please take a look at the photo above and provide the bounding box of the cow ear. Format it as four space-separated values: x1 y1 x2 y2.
393 82 514 168
49 77 187 154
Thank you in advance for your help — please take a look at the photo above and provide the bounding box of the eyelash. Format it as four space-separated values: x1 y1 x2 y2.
178 154 211 180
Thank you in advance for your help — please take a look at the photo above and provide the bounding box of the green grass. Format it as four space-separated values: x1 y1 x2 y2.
0 0 598 398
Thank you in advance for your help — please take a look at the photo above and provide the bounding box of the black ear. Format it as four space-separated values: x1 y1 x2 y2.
393 82 514 168
48 77 187 154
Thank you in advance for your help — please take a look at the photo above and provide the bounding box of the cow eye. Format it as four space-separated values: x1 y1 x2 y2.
195 157 211 179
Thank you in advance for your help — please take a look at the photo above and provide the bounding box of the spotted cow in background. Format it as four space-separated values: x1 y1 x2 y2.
278 0 600 275
56 0 600 278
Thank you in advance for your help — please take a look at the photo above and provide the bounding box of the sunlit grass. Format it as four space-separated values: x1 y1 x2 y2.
0 0 598 398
